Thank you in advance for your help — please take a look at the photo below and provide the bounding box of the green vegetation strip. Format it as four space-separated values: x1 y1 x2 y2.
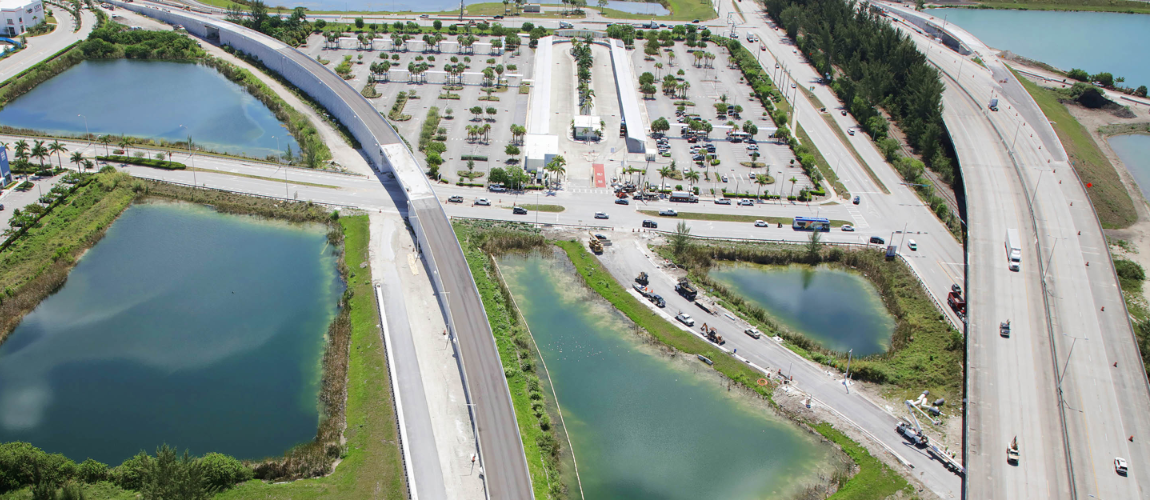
1013 68 1136 229
813 423 911 500
639 210 851 227
97 155 185 170
517 204 565 213
669 241 964 402
454 221 569 499
797 124 852 198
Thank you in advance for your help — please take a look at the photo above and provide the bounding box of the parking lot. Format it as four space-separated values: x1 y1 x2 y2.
630 34 815 200
300 32 533 185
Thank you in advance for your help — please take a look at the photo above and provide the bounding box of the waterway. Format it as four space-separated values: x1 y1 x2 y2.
1109 133 1150 203
300 0 667 15
0 202 339 464
925 9 1150 88
0 60 298 159
500 252 832 500
709 263 894 356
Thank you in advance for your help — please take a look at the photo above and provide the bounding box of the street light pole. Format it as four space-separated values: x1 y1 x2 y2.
77 114 90 146
844 349 853 393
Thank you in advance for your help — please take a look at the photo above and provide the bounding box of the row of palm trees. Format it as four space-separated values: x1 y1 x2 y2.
466 124 493 142
3 138 105 172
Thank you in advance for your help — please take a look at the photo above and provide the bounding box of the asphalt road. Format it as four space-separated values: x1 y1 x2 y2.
0 8 95 82
880 3 1150 498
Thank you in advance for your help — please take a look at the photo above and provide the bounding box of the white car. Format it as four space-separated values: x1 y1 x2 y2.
746 144 759 151
907 239 918 251
594 212 609 219
1116 457 1128 475
754 220 768 227
475 198 491 206
676 312 695 326
841 224 855 232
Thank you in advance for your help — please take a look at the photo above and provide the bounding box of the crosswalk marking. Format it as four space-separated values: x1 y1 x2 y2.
846 206 870 229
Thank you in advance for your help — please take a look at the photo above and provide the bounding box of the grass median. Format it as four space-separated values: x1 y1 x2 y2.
1013 67 1136 229
639 210 851 227
516 204 565 213
797 124 852 199
814 423 911 500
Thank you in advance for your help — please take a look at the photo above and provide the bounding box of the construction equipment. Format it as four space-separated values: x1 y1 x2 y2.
929 443 966 476
676 278 698 300
897 398 931 447
1007 436 1020 465
589 237 603 254
700 323 725 345
635 272 649 285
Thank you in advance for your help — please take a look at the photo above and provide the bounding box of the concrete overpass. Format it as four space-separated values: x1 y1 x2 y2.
104 3 534 498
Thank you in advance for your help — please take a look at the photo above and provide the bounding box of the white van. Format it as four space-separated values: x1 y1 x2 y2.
746 32 756 43
908 239 918 251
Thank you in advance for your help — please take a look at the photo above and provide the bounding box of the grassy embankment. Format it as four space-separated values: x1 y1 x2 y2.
968 0 1150 14
638 210 851 226
797 124 851 199
670 241 964 403
555 238 913 499
220 215 407 499
1014 68 1137 229
454 220 571 500
597 0 717 21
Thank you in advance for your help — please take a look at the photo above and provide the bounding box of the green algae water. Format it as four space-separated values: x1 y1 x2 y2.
499 252 832 500
709 263 894 356
0 202 339 464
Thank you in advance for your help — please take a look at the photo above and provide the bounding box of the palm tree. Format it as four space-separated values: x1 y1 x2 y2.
48 140 67 167
30 140 49 169
82 159 94 171
14 139 29 162
70 151 84 171
755 173 770 199
685 169 700 190
658 166 674 190
98 135 112 155
789 176 799 197
117 136 131 157
544 155 566 188
654 62 663 79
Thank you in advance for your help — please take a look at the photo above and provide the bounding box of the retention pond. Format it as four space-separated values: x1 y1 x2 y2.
709 263 894 356
500 252 832 500
0 202 339 464
0 60 298 159
1109 134 1150 204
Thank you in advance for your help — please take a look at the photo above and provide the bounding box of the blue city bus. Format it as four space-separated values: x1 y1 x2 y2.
792 217 830 231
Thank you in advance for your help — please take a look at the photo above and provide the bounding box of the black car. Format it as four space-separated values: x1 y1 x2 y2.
706 145 716 153
642 220 658 228
853 196 861 205
615 198 630 205
729 137 742 143
870 236 885 244
650 294 666 307
512 206 528 215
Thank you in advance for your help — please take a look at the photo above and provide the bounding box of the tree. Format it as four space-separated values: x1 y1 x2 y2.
742 120 758 138
645 37 660 57
70 151 84 171
355 17 365 29
598 0 607 11
1092 72 1115 87
470 106 483 120
755 173 770 198
48 140 67 167
639 72 655 86
640 83 657 98
97 135 112 155
1136 86 1148 98
669 221 691 255
658 166 674 189
789 176 798 197
1067 68 1089 81
433 20 442 31
806 229 822 261
651 117 670 134
30 140 48 168
544 155 566 188
685 169 700 188
82 159 94 171
505 144 520 161
486 107 497 120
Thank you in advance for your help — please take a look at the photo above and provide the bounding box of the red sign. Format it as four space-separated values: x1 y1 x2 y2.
1087 183 1093 188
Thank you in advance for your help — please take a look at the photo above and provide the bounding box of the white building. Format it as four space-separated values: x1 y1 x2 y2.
573 115 602 141
523 134 559 178
1 0 44 37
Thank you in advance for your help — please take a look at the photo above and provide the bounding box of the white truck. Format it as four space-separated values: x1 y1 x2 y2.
1005 229 1022 271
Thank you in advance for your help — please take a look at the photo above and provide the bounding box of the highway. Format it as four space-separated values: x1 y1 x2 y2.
879 4 1150 499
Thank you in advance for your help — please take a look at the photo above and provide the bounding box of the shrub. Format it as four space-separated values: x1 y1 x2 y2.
0 442 77 493
96 155 186 170
1116 259 1145 282
111 452 150 491
77 459 109 484
200 453 252 491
